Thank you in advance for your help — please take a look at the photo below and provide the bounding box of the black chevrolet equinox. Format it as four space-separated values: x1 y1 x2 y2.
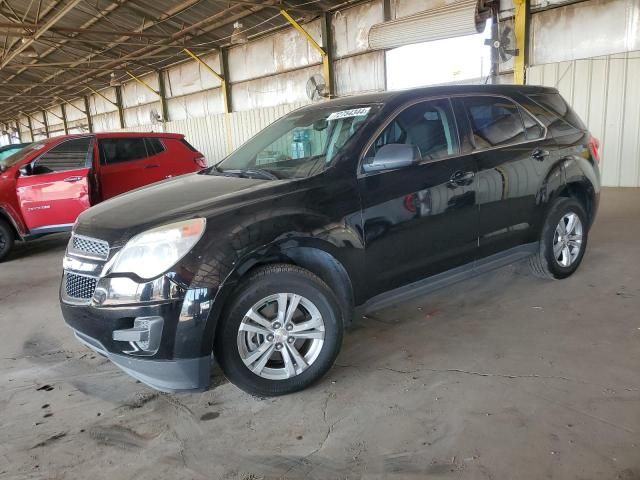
61 85 601 396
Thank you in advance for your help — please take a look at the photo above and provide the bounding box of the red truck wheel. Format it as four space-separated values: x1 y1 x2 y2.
0 219 14 262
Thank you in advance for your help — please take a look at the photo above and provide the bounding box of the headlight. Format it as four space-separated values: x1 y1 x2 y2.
110 218 206 280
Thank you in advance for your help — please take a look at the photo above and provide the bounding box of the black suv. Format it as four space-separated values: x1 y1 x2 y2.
60 85 601 396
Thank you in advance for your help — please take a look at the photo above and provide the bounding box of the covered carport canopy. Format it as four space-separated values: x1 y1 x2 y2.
0 0 340 125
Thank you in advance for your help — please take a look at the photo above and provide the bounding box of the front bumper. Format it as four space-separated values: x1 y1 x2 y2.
60 257 217 392
73 329 210 392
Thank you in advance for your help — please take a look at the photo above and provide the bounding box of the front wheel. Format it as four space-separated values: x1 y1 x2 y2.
529 197 589 279
215 264 343 396
0 219 14 262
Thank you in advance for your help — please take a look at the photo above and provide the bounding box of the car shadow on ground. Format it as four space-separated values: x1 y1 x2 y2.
5 233 69 262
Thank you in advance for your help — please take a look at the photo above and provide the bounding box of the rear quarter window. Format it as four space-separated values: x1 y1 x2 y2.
180 138 198 152
145 138 165 156
527 93 586 136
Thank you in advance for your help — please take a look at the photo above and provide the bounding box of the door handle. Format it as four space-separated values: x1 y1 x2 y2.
63 176 83 183
531 148 550 161
448 170 475 187
145 164 160 169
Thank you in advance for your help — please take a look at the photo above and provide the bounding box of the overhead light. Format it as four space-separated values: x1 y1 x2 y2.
109 72 122 87
230 21 248 45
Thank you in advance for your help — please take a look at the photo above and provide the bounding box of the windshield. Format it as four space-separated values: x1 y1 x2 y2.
0 141 47 170
215 104 380 179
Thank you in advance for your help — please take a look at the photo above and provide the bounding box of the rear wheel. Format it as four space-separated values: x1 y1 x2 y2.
215 264 343 396
529 197 589 279
0 219 14 262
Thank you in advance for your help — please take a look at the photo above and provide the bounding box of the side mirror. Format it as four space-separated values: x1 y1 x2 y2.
19 165 31 176
362 144 421 173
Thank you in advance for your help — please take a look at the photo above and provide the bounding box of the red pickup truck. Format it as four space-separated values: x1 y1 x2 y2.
0 132 206 261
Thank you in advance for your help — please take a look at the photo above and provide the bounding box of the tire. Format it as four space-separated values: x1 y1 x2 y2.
529 197 589 279
0 219 14 263
215 264 343 396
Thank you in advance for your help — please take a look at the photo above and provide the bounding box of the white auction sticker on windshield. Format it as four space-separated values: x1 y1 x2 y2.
327 107 371 121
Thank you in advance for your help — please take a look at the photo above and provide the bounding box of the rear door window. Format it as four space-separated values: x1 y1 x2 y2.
463 96 529 149
145 138 165 156
34 137 92 172
99 138 148 165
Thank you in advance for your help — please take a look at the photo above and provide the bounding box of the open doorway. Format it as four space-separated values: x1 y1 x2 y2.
386 19 493 90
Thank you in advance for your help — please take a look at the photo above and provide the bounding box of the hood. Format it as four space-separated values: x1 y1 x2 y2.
75 172 279 245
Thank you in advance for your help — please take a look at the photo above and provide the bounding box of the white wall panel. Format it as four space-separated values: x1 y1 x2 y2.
228 20 322 83
167 89 224 121
333 1 384 57
123 101 162 128
231 65 321 111
528 51 640 186
122 72 159 108
65 99 87 122
164 52 222 97
531 0 640 64
92 112 121 132
88 88 118 115
335 51 386 96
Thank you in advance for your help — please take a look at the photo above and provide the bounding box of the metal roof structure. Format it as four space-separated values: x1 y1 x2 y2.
0 0 348 123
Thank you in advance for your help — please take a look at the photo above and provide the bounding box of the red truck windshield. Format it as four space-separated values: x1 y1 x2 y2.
0 141 47 170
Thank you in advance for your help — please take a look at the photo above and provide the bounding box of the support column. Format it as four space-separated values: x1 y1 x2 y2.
42 110 50 138
27 116 34 141
84 96 93 133
61 103 69 135
115 86 126 129
513 0 529 85
382 0 392 91
280 9 333 97
157 70 169 123
15 121 22 142
320 12 335 98
220 48 232 114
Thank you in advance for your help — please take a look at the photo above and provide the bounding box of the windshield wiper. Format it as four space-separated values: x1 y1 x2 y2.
220 168 280 180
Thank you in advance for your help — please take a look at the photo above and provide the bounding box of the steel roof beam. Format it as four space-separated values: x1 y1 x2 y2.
0 0 83 68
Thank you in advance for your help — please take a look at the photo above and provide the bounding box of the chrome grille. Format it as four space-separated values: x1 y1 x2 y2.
70 235 109 260
65 273 97 300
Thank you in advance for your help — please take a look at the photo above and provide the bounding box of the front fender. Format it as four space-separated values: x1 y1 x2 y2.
0 204 26 238
193 229 364 359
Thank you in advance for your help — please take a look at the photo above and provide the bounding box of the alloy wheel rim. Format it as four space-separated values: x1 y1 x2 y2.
0 231 6 251
553 212 583 267
237 293 325 380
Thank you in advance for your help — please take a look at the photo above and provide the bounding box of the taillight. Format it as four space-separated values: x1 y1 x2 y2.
194 155 207 169
588 137 600 163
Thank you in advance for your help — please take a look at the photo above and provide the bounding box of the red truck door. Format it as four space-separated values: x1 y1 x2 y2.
16 137 93 233
98 137 167 200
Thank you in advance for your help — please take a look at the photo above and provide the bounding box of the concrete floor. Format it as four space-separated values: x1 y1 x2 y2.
1 188 639 480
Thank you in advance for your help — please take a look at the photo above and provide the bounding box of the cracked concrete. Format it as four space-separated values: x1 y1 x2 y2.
1 187 640 479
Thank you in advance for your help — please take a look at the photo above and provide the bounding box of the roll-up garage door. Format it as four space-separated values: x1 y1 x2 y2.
369 0 489 50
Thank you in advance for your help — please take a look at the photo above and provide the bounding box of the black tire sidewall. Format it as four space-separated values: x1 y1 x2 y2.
542 198 588 279
215 267 343 396
0 220 14 262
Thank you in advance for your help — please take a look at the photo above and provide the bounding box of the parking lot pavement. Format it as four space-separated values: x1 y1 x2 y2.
1 188 639 480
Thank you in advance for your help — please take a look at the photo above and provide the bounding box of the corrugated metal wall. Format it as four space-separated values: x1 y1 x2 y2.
527 51 640 187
